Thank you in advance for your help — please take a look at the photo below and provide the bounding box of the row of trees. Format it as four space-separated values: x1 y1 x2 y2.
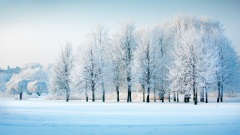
50 15 240 104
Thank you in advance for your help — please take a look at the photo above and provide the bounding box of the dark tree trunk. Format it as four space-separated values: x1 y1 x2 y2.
126 44 132 103
217 81 220 103
146 95 149 103
86 94 88 102
193 92 197 105
173 92 176 102
205 91 208 103
116 86 120 102
194 93 198 105
194 96 197 105
193 74 197 105
66 93 69 102
146 42 150 103
177 91 179 102
142 84 145 102
92 83 95 102
127 72 132 102
20 92 22 100
146 86 150 103
127 89 132 102
220 84 223 102
103 91 105 102
162 94 164 103
85 79 88 102
184 95 189 103
168 92 170 102
200 87 204 102
102 82 105 102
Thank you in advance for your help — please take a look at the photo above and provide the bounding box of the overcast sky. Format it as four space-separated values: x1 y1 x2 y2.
0 0 239 68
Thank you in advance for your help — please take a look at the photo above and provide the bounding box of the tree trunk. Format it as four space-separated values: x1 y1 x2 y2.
162 94 164 103
116 86 120 102
86 94 88 102
168 92 170 102
127 77 132 102
220 84 223 102
146 43 150 103
127 90 132 102
66 93 69 102
102 83 105 102
127 73 132 102
173 92 176 102
20 92 22 100
126 44 132 103
193 76 197 105
146 95 149 103
194 96 197 105
217 81 220 103
193 92 197 105
146 86 150 103
200 87 204 102
177 91 179 102
205 91 208 103
92 83 95 102
102 91 105 102
142 84 145 102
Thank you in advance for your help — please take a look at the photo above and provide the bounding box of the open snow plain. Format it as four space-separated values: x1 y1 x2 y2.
0 98 240 135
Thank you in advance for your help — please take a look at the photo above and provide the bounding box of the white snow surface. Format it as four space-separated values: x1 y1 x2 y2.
0 99 240 135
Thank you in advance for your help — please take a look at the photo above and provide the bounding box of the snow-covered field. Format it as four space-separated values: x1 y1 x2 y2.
0 98 240 135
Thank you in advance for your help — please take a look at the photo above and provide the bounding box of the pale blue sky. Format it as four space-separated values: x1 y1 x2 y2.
0 0 239 68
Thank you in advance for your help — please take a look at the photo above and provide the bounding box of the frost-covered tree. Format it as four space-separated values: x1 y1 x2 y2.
27 81 48 96
6 79 30 100
73 25 109 102
168 15 220 105
109 37 125 102
137 28 152 103
91 25 109 102
118 22 137 102
214 33 239 102
137 27 162 102
80 41 100 102
50 43 73 102
152 25 171 103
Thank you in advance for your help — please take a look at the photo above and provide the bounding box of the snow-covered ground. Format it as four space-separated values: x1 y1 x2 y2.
0 99 240 135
